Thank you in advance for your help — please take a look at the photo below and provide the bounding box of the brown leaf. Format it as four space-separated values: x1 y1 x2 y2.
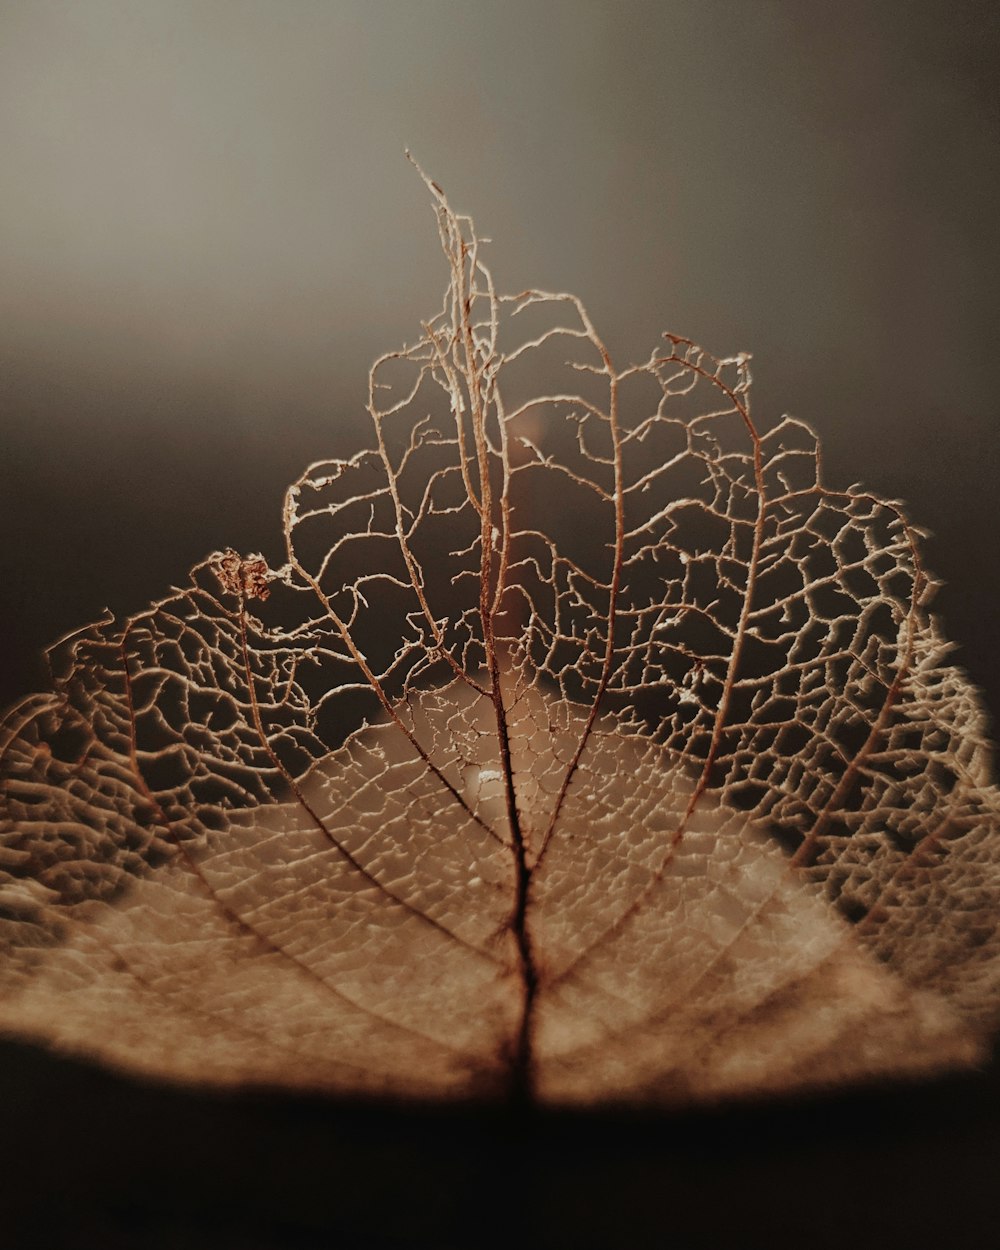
1 165 997 1109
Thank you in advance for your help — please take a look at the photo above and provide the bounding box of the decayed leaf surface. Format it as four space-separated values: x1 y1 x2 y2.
2 167 998 1107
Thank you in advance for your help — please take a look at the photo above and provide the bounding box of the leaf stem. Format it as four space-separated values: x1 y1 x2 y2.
487 662 538 1106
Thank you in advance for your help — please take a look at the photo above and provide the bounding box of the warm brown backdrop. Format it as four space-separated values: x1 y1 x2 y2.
2 1 997 721
1 3 997 1247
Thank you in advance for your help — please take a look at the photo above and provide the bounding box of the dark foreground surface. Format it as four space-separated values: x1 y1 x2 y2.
1 1037 997 1250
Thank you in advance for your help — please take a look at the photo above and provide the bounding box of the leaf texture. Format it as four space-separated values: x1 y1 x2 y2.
1 166 998 1108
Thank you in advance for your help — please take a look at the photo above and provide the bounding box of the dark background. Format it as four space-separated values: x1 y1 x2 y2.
1 2 997 1246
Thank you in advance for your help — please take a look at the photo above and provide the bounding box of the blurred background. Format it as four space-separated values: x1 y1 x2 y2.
0 2 997 1246
1 0 997 719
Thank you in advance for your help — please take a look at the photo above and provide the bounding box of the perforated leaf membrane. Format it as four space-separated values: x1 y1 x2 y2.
2 167 998 1109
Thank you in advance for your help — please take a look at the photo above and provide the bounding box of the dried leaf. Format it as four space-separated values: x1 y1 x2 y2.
2 164 998 1109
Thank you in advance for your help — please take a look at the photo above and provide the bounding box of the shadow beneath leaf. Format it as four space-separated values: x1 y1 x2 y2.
2 1039 997 1250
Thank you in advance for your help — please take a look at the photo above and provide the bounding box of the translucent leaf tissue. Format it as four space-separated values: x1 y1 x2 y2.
2 163 998 1109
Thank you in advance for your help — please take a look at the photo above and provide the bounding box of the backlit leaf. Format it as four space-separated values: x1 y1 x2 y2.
2 164 997 1108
